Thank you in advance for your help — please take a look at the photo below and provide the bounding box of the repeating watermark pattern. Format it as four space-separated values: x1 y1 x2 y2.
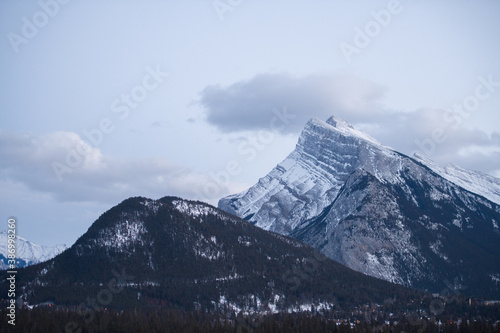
7 0 71 54
6 217 18 326
51 65 168 181
193 106 295 202
63 268 134 333
339 0 404 63
213 0 243 21
414 74 499 157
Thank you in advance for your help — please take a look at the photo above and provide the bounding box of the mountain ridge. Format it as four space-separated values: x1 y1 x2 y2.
413 152 500 205
0 230 67 270
219 116 500 297
3 196 422 313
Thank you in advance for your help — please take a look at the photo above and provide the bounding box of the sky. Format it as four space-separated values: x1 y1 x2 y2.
1 0 500 247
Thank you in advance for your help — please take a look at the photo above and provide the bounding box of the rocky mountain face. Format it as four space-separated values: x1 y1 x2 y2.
413 152 500 206
219 117 500 297
4 196 420 312
0 230 67 269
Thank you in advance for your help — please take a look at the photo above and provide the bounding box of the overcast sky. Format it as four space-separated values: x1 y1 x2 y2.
1 0 500 246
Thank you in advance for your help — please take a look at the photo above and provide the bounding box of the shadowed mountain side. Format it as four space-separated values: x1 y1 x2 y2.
1 196 422 312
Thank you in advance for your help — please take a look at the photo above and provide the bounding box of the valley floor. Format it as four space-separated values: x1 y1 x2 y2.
1 307 499 333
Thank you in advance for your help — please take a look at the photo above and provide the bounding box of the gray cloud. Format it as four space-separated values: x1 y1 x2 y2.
0 131 232 205
198 73 500 177
3 73 498 210
355 108 500 176
199 72 387 133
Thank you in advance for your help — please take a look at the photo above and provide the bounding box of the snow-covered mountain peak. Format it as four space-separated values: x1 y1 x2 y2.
220 117 403 234
220 116 500 296
413 152 500 205
305 117 383 148
221 117 500 235
0 230 67 269
325 116 354 129
1 230 29 244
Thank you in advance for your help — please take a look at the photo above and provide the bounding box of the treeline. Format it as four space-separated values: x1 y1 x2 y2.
1 308 499 333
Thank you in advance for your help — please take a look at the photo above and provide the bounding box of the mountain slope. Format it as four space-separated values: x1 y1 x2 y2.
413 152 500 206
3 196 421 313
219 117 409 234
0 230 67 269
219 116 500 297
